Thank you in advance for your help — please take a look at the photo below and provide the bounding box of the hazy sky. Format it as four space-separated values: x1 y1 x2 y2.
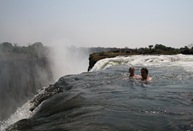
0 0 193 48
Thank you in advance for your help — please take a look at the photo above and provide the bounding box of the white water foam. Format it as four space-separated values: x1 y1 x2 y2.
90 54 193 72
0 101 32 131
0 86 50 131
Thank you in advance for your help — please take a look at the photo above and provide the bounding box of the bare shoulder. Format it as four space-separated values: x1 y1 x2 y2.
147 76 152 81
133 75 142 79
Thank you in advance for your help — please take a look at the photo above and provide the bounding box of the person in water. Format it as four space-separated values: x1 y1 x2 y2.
140 67 152 81
129 67 141 79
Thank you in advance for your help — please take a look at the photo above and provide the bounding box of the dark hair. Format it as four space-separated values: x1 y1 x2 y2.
141 67 148 74
129 67 134 71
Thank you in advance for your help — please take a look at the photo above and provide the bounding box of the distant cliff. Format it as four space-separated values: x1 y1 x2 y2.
88 51 131 71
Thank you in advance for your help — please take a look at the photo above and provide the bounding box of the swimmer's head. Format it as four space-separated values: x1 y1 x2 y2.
129 67 135 73
141 67 148 79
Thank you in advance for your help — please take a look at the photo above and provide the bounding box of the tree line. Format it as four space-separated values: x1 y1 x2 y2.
87 44 193 55
0 42 50 58
1 42 193 55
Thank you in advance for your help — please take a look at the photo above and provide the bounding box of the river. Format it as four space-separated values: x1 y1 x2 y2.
1 54 193 130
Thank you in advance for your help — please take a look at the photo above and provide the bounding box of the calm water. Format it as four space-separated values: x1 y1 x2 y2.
2 55 193 130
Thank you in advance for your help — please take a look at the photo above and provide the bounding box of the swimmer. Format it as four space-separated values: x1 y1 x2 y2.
140 67 152 81
129 67 141 79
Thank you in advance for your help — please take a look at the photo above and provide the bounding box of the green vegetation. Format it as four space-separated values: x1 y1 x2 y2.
89 44 193 56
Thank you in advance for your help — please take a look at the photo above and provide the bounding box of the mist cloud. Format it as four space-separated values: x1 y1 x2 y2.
48 44 90 81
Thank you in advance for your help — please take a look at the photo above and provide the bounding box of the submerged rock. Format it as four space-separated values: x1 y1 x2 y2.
29 83 63 112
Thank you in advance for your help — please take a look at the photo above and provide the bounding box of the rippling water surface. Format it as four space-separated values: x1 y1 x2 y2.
2 55 193 130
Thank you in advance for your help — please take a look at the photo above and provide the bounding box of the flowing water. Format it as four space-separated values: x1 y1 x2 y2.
1 54 193 130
